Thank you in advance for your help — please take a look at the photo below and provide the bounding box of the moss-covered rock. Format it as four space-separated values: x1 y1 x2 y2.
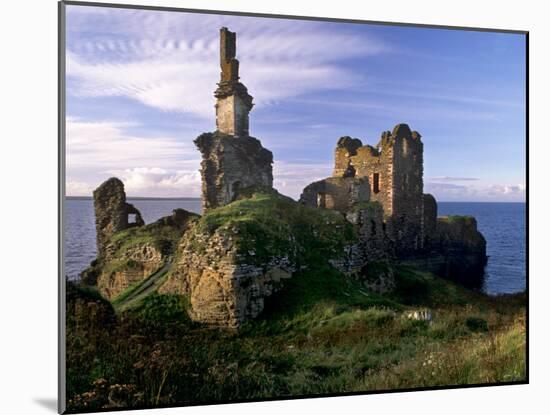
82 209 199 300
159 191 360 327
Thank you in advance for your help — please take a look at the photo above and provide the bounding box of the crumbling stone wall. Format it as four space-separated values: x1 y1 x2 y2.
93 177 144 256
85 206 198 299
195 131 273 211
196 28 273 212
159 221 296 327
299 176 370 212
329 203 395 293
346 202 388 260
214 27 253 137
423 193 438 246
332 124 424 255
96 244 164 300
333 136 363 177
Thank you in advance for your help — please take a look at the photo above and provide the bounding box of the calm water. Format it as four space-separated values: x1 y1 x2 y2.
64 198 202 282
64 199 526 295
438 202 526 294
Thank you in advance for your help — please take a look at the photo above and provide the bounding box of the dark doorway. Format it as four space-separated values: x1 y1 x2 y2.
373 173 380 194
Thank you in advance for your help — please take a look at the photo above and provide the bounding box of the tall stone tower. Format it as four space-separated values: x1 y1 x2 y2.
214 27 253 137
194 28 273 212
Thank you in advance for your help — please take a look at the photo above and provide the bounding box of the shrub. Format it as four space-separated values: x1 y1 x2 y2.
466 317 489 332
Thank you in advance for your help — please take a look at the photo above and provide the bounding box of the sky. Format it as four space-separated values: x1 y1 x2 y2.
65 4 526 202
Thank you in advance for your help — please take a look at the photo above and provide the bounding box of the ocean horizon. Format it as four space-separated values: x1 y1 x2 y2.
64 198 526 296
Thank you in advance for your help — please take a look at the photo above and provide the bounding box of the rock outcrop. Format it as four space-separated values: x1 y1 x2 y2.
97 208 198 300
66 281 116 335
160 219 295 327
431 216 487 286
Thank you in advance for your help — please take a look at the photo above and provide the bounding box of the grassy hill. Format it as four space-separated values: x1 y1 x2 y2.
66 192 525 411
66 262 525 411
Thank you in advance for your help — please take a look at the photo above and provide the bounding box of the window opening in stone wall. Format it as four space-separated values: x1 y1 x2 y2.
373 173 380 194
128 213 136 224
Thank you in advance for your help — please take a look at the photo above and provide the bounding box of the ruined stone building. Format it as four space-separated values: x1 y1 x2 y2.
214 28 254 137
93 177 144 256
84 27 487 328
195 27 273 212
301 124 431 256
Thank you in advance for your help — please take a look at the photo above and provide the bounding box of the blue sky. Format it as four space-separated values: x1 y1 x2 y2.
65 5 526 202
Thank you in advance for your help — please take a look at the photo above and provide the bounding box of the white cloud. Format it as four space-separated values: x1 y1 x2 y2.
106 167 201 197
65 118 201 196
427 176 479 182
66 180 94 196
66 7 388 118
273 160 332 200
66 117 198 170
425 181 526 202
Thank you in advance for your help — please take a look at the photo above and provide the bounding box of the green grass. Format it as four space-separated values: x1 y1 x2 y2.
111 276 150 308
67 266 526 411
125 293 193 329
109 219 184 257
67 194 525 411
194 192 356 266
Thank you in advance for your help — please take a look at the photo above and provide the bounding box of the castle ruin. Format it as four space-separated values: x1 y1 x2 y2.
86 27 487 328
92 177 144 256
301 124 431 256
214 28 254 137
195 27 273 212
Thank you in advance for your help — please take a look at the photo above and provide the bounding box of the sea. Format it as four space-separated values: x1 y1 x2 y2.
64 199 526 295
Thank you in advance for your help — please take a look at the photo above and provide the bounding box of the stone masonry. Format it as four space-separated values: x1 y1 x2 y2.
300 176 370 213
196 27 273 211
335 124 425 255
303 124 428 256
93 177 144 256
214 27 254 137
195 132 273 211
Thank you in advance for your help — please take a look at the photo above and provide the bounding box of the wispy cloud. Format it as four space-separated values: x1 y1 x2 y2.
427 176 480 182
425 181 525 202
64 5 525 202
66 6 389 118
66 118 197 170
